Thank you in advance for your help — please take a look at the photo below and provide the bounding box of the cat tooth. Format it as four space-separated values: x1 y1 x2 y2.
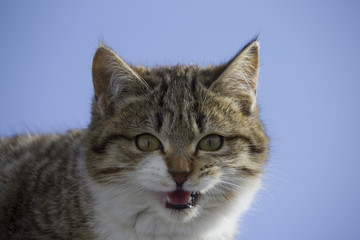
166 195 172 204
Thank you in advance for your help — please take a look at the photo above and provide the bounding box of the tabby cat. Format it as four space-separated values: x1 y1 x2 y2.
0 39 268 240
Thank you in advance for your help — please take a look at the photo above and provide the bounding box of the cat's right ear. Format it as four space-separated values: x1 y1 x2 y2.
92 44 148 115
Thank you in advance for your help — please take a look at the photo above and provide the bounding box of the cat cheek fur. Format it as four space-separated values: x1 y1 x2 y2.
184 163 222 193
135 155 176 192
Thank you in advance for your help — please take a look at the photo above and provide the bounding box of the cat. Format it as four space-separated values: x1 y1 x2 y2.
0 39 269 240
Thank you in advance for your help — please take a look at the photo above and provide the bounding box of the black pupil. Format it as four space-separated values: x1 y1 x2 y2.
207 138 212 147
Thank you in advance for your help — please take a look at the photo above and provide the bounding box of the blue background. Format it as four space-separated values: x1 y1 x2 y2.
1 1 359 239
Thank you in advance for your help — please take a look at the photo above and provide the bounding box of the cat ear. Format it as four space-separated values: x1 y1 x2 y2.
92 44 148 114
212 40 260 114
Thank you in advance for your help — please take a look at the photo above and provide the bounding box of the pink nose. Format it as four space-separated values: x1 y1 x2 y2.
168 170 190 187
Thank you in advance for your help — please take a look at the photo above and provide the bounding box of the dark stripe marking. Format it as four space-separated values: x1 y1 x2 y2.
92 134 133 154
225 135 265 154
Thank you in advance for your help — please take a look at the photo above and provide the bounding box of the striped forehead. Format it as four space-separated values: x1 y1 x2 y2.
150 67 203 143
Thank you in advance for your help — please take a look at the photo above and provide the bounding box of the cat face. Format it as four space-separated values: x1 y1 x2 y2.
84 41 268 223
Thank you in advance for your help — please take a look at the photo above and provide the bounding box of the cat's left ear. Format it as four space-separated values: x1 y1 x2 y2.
212 40 260 115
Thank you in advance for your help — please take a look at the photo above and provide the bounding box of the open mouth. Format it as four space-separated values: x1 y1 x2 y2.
165 190 199 210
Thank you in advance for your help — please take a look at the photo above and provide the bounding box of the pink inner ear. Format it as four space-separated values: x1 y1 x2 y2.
167 190 191 205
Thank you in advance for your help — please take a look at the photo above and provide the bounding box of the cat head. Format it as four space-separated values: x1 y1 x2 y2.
84 40 268 224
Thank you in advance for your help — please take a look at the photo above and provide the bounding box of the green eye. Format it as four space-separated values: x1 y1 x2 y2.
136 134 162 152
198 134 223 151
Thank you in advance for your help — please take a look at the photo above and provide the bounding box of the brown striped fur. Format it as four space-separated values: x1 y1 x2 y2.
0 39 268 240
0 131 94 239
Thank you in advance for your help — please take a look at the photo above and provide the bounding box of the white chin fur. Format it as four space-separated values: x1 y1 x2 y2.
89 177 262 240
88 155 262 239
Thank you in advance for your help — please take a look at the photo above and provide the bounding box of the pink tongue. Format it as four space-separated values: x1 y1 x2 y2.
167 190 191 205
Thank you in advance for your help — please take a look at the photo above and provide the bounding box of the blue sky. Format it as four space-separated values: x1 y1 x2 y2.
1 1 360 239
